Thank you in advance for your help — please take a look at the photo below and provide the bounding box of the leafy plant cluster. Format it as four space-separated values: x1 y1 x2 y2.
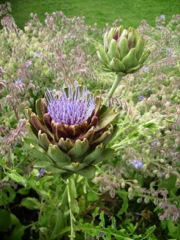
0 3 179 240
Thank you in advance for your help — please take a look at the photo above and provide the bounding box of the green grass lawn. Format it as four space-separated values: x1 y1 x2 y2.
1 0 180 28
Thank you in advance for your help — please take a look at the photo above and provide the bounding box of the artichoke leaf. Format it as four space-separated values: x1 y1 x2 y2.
68 139 89 159
30 113 53 141
63 162 87 172
135 38 145 60
122 48 138 71
35 99 44 120
102 124 118 145
38 131 51 151
77 165 96 178
83 144 104 164
127 64 143 73
93 148 114 164
108 58 125 72
48 144 71 167
29 145 53 164
45 166 67 174
97 107 118 131
26 122 38 140
91 130 111 145
107 39 120 59
138 51 150 64
58 138 74 152
97 46 110 65
79 126 95 141
118 37 128 60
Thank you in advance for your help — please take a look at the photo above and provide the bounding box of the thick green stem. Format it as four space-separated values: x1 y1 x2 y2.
67 176 76 240
104 73 123 105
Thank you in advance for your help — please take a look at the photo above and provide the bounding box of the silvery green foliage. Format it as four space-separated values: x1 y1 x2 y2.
94 15 180 223
0 5 180 239
0 10 101 159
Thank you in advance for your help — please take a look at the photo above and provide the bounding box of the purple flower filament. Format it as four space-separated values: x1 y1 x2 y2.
45 87 95 125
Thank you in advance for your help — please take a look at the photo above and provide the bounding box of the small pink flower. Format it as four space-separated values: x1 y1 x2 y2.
24 60 32 68
33 52 41 57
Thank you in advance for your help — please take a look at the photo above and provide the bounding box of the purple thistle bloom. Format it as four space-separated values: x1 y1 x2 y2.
45 87 95 125
130 159 144 169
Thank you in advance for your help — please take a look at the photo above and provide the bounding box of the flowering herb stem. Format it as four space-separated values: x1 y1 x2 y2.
104 73 123 105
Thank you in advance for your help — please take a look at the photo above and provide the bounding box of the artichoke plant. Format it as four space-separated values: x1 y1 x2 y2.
25 85 118 179
97 26 150 74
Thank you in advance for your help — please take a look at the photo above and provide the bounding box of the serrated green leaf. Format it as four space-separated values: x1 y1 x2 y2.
21 197 41 210
50 210 65 239
48 144 71 168
6 171 27 186
87 191 99 202
0 209 11 232
7 223 26 240
145 225 156 237
117 190 129 215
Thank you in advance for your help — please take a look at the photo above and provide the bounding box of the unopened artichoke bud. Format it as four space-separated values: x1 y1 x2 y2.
25 85 118 179
97 26 150 74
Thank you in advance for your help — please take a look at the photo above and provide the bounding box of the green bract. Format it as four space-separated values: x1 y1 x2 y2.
97 26 150 74
25 86 118 179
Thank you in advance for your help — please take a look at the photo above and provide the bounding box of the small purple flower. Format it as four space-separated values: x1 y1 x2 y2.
130 159 144 169
150 140 158 147
160 15 166 20
140 66 149 73
14 79 22 85
37 168 46 178
45 87 95 125
24 60 32 68
33 52 41 58
139 95 146 101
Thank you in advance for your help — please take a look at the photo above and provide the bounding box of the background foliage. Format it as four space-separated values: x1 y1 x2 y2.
0 2 180 240
1 0 180 28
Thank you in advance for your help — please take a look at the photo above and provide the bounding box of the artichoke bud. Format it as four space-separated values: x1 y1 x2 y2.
97 46 109 65
109 58 125 73
107 39 120 59
127 31 136 48
118 37 128 59
25 85 118 179
138 51 150 64
122 48 138 71
97 25 150 74
135 38 145 60
103 32 109 51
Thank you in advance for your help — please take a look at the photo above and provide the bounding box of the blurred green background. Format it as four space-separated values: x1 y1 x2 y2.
1 0 180 28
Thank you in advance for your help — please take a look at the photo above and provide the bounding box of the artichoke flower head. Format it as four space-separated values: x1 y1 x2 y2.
25 85 118 179
97 26 150 74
